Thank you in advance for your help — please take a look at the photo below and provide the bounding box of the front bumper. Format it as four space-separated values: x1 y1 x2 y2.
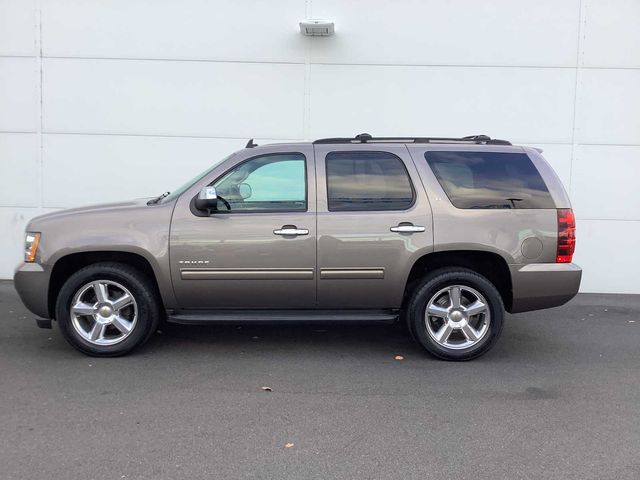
14 262 52 319
509 263 582 313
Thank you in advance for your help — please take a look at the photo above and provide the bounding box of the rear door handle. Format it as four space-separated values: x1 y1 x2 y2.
274 225 309 236
390 223 425 233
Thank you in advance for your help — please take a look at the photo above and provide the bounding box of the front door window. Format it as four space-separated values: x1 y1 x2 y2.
213 154 306 212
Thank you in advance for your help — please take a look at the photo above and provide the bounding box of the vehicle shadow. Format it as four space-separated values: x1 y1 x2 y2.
136 313 560 361
143 321 424 357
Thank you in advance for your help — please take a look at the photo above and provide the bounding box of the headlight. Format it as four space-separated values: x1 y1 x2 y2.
25 232 41 262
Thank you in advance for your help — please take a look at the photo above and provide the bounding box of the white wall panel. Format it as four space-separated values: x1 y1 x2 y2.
309 65 576 143
0 133 39 207
0 57 38 132
573 220 640 293
0 0 639 293
571 145 640 221
312 0 580 67
42 0 307 63
576 69 640 145
41 134 297 208
0 0 36 56
582 0 640 68
42 58 305 138
0 207 41 276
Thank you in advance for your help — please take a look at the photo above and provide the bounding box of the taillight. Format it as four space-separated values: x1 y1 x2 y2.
556 208 576 263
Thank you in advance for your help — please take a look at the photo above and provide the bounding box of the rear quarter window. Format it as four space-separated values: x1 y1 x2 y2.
425 151 555 209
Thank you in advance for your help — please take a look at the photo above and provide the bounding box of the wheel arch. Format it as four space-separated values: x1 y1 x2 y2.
48 250 163 319
403 250 513 312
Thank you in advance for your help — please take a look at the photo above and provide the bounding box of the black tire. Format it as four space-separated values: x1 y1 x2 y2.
55 262 162 357
406 268 504 361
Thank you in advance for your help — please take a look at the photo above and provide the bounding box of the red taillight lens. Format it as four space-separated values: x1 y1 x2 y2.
556 208 576 263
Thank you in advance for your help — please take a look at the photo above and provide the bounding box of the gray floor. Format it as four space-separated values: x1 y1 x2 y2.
1 280 639 480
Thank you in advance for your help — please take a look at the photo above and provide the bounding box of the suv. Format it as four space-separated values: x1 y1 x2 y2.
14 134 581 360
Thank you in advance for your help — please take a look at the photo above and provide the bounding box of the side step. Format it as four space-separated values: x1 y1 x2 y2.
167 309 399 325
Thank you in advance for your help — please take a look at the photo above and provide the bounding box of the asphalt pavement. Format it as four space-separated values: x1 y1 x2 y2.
1 280 639 480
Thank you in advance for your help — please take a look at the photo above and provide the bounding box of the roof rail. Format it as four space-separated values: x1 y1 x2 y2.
312 133 512 146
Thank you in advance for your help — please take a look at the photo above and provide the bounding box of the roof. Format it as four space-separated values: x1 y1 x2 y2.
243 134 512 149
312 133 511 146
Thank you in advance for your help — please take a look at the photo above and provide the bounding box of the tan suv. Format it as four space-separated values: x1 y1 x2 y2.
14 134 581 360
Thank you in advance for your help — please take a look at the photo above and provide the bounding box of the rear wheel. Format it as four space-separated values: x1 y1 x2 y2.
55 262 161 357
406 268 504 361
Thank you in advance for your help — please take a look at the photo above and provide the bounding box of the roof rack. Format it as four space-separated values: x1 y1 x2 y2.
312 133 512 146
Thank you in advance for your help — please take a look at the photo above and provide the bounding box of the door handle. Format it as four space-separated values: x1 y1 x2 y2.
274 226 309 236
390 223 425 233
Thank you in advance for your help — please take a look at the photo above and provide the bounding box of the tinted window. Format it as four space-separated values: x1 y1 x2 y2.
326 152 415 211
425 151 554 209
213 153 306 211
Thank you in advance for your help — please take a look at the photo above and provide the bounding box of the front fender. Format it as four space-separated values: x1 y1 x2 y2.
21 200 177 316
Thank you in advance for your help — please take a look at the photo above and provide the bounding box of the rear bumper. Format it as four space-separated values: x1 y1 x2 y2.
13 262 52 319
509 263 582 313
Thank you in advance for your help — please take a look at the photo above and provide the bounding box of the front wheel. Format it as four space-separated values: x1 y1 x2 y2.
55 262 161 357
406 268 504 361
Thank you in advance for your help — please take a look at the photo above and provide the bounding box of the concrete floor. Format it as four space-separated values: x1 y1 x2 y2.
1 280 639 480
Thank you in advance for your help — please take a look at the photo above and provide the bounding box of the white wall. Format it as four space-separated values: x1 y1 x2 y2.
1 0 639 293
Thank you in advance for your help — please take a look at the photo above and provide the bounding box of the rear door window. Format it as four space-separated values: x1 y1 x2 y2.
424 151 554 209
326 151 415 211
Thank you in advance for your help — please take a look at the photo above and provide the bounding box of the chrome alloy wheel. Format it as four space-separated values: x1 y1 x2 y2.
70 280 138 346
424 285 491 350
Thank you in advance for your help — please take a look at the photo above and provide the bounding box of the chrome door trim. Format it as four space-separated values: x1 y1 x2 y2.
320 268 385 280
180 268 314 280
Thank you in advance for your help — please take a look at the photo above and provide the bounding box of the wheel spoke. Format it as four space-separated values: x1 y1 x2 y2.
427 304 449 318
112 293 133 312
111 315 133 334
464 300 487 317
89 322 106 341
435 323 454 343
449 286 461 308
71 279 139 346
92 282 109 303
461 323 479 342
425 284 491 349
71 301 96 316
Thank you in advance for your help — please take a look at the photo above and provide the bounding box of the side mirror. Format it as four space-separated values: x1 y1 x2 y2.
194 186 218 212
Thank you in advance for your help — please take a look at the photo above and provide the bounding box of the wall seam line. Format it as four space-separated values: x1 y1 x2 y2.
569 0 588 196
33 131 307 141
302 0 312 140
35 0 44 215
3 131 638 148
1 54 637 71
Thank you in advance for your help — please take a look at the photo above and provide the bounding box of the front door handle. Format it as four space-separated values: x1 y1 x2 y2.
390 223 425 233
274 225 309 236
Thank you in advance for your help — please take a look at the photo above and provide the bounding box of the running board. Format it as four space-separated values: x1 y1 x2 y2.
167 309 399 325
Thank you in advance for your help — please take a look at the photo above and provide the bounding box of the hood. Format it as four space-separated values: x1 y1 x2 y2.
23 195 176 270
29 198 154 224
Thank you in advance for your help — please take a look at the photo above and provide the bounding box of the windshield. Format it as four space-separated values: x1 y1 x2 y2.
157 153 235 204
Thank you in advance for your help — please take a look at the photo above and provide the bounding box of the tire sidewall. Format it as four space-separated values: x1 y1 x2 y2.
409 269 504 361
55 264 159 356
